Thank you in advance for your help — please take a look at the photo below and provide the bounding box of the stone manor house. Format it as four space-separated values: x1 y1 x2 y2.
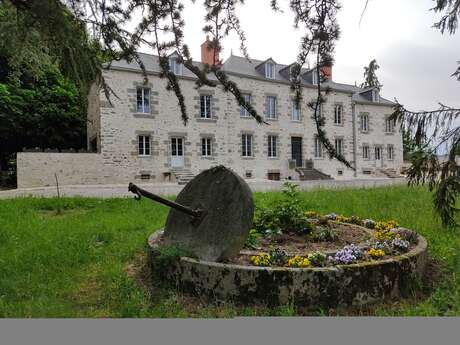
16 38 403 188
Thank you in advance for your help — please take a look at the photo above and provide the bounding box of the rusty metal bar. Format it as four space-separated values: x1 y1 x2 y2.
128 182 204 219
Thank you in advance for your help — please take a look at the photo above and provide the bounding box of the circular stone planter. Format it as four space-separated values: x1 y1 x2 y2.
147 230 428 308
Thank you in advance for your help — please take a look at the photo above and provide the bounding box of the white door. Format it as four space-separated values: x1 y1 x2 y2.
171 137 184 168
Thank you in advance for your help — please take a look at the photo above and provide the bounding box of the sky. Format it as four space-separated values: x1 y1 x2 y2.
142 0 459 111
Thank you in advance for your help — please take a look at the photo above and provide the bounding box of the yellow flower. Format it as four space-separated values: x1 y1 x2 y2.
304 211 318 218
250 253 271 266
368 248 385 259
287 255 311 268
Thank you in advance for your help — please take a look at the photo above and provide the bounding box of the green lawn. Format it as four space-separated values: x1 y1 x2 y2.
1 185 459 317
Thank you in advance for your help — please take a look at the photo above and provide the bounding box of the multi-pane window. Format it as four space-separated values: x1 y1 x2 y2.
362 145 370 159
312 102 322 118
201 137 212 157
266 96 277 119
200 95 212 119
138 135 151 156
136 87 150 113
268 135 278 158
312 70 318 85
242 134 253 157
385 118 395 133
375 146 382 160
372 89 380 102
265 62 275 79
314 136 323 158
169 57 182 75
334 105 343 125
335 138 344 156
387 145 394 160
361 114 369 132
292 100 301 121
240 94 252 117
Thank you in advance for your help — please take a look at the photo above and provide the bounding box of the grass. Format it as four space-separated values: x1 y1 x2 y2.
0 185 459 317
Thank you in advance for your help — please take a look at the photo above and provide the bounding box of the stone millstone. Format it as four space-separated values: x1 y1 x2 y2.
163 166 254 262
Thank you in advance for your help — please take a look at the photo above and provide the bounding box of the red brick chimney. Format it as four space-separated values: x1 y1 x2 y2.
320 65 332 81
201 35 221 66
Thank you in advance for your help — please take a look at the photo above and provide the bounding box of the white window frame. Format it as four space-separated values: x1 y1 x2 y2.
136 87 151 113
265 62 275 79
292 100 301 121
385 117 395 133
362 145 370 160
201 137 212 157
372 89 380 102
361 114 369 132
200 94 212 119
240 94 252 117
266 96 277 120
387 145 394 160
334 104 343 125
375 146 382 160
312 70 318 85
268 135 278 158
242 134 253 157
138 135 151 156
314 136 323 158
169 57 183 75
335 138 344 156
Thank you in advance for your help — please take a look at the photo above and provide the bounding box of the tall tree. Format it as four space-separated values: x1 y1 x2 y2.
360 59 382 91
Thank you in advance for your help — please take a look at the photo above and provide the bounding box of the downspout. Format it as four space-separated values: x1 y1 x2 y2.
352 101 358 178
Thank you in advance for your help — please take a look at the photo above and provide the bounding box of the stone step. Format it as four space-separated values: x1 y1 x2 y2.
171 168 195 185
295 168 333 181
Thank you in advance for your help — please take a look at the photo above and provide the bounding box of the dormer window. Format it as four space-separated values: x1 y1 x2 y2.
372 89 380 102
265 62 275 79
169 57 183 75
312 71 318 85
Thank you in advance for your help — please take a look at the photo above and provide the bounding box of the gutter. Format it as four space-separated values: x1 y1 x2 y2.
352 101 358 177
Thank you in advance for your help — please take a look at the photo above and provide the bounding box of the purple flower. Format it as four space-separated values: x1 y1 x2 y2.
333 244 363 264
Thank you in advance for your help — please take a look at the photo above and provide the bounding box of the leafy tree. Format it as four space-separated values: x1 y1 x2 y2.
0 1 89 174
360 59 382 91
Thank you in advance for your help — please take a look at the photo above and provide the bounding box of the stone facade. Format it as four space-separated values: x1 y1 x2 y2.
16 50 404 188
88 54 403 183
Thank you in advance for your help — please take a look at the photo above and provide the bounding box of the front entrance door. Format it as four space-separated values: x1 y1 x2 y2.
171 137 184 168
375 146 383 167
291 137 303 167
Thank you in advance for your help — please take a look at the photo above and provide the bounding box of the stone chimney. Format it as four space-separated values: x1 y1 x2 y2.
201 35 221 66
320 65 332 81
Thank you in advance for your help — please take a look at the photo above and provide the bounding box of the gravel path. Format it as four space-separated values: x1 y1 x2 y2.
0 177 407 199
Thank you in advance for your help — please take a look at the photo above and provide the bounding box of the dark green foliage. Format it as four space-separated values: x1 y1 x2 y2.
253 182 314 235
360 59 382 91
244 229 261 249
269 247 289 266
312 226 337 242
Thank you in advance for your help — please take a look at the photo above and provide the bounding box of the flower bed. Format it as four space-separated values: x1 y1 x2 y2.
147 212 428 308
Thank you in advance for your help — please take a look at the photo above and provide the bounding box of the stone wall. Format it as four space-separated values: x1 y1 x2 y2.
17 152 105 188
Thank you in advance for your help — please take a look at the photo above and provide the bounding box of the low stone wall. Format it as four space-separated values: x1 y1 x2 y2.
17 152 105 188
148 231 428 308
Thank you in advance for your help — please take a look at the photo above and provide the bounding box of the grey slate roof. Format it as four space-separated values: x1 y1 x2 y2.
109 52 394 106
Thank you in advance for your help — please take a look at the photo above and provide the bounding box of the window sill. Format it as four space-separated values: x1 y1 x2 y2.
241 156 255 160
268 156 279 160
201 156 215 160
133 112 153 118
385 132 395 135
291 119 302 123
138 155 152 158
197 118 217 123
265 117 278 121
334 123 344 127
360 130 370 134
